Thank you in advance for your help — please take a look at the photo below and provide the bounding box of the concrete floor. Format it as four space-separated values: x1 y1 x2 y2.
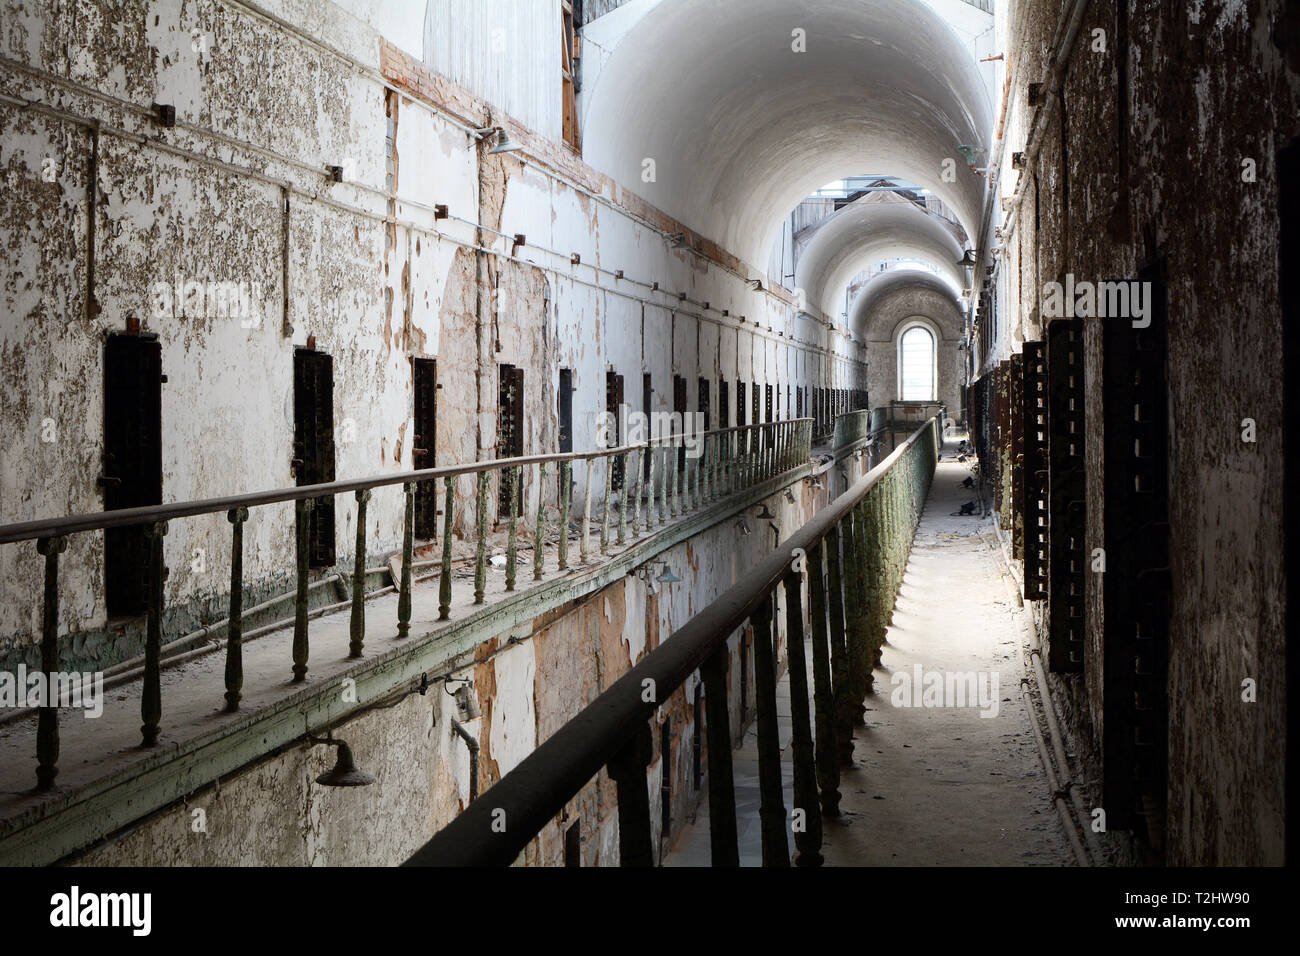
665 445 1075 867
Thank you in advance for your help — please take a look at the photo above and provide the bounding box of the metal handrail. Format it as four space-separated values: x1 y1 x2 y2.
405 413 942 867
3 416 815 794
0 418 814 544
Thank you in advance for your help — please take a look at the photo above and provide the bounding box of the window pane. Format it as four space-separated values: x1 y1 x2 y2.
900 327 935 401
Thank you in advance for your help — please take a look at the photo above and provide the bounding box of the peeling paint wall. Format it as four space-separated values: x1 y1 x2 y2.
982 0 1296 865
0 0 862 676
70 479 820 866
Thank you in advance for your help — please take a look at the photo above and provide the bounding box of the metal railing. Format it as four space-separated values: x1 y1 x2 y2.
0 417 813 792
404 414 941 867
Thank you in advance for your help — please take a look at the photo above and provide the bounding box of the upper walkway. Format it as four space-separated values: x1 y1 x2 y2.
666 442 1075 865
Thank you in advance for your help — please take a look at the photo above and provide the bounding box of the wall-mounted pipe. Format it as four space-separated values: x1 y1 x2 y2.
451 718 480 802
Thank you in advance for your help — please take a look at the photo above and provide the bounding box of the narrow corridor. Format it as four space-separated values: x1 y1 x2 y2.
667 443 1074 866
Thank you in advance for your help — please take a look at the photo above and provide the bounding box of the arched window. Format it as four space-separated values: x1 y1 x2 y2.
898 325 936 401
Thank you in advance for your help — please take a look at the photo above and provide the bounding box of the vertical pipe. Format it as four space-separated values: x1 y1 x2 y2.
474 470 489 604
438 476 454 620
399 482 415 634
784 570 823 866
646 445 657 529
35 535 66 789
751 595 789 866
607 722 655 866
805 539 841 816
226 507 248 709
141 520 168 744
348 492 368 659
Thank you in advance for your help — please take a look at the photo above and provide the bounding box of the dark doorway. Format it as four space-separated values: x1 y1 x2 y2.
559 367 574 500
642 371 653 482
558 368 574 453
293 346 336 568
498 363 525 515
673 374 688 472
719 377 729 430
606 370 625 489
698 378 711 432
412 357 438 538
103 332 163 618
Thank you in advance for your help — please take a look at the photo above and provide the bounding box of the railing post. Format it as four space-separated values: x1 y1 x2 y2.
607 721 655 866
784 569 824 866
399 482 416 633
141 520 168 744
580 458 592 563
474 471 489 604
619 451 633 543
825 522 853 764
438 476 454 620
291 500 313 683
35 535 66 789
225 507 249 710
751 594 790 866
668 437 679 518
646 445 657 528
805 539 841 816
558 460 571 571
843 507 870 721
700 645 739 865
506 465 520 591
601 454 613 554
534 462 547 581
348 492 368 659
864 487 886 669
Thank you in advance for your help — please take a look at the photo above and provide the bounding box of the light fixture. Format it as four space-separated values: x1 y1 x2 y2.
754 504 776 520
656 563 682 584
783 488 796 503
666 232 687 247
736 517 752 536
487 130 522 154
957 249 977 269
748 279 764 291
310 735 375 788
445 678 481 721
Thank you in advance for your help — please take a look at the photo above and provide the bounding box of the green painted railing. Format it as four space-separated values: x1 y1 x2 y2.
405 413 942 867
0 417 814 792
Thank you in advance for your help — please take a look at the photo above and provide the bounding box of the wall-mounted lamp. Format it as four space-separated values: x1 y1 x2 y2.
666 232 687 247
445 678 481 722
487 130 522 154
754 504 776 520
656 562 682 584
783 488 796 503
748 279 764 291
309 734 375 788
736 517 753 536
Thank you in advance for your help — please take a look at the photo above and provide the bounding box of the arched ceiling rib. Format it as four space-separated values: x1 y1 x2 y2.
849 269 965 339
582 0 992 270
794 192 967 318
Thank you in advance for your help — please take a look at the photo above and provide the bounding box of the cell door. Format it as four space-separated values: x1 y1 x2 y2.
498 364 525 515
642 372 653 481
412 357 438 538
103 333 163 618
698 378 711 432
673 374 687 472
606 370 625 489
293 347 336 568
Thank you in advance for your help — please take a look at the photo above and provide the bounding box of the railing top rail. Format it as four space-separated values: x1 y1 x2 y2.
404 413 940 867
0 417 815 545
